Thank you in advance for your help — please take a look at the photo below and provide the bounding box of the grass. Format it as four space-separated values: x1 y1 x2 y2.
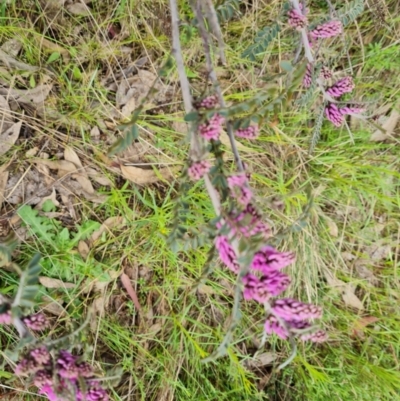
1 0 400 400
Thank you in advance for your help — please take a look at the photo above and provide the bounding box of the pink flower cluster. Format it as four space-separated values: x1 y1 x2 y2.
195 95 218 110
227 174 253 206
287 8 308 30
326 76 355 98
310 20 343 39
325 102 365 127
198 113 225 141
188 160 211 181
235 125 259 139
15 347 108 401
0 308 48 330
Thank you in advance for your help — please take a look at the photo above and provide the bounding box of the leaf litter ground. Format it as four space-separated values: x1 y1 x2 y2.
1 1 400 400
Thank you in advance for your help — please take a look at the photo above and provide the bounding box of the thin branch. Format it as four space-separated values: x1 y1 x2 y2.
192 0 244 171
203 0 227 65
290 0 314 63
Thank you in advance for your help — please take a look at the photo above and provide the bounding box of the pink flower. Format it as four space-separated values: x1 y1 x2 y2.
310 20 343 39
235 125 259 139
39 384 59 401
251 246 295 273
264 315 290 339
84 381 109 401
215 235 239 273
23 313 48 330
340 106 365 115
33 370 53 388
325 103 344 126
243 271 290 303
227 174 252 206
15 357 38 376
198 113 225 141
228 204 271 238
0 310 11 325
287 8 308 30
301 329 328 343
272 298 322 322
188 160 211 181
196 95 218 110
326 76 355 98
31 346 51 365
303 63 313 88
320 66 332 80
56 350 79 380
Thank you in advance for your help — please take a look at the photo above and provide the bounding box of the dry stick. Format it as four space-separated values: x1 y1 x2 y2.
168 0 221 213
193 0 244 172
203 0 227 65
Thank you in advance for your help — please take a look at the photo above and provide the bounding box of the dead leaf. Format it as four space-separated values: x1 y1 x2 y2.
36 189 60 210
370 106 400 142
0 121 21 156
364 240 391 261
1 38 22 57
0 48 38 72
0 84 52 104
354 261 380 286
33 158 76 173
197 283 216 295
243 352 278 369
90 216 126 243
326 218 339 237
120 164 175 185
87 270 120 293
40 37 70 62
25 147 39 157
39 276 75 289
120 272 142 312
41 296 67 316
324 273 364 310
0 95 14 133
120 97 136 119
0 163 10 208
351 316 379 339
78 240 90 260
90 295 108 332
64 147 94 194
342 284 364 310
86 168 113 186
67 3 91 16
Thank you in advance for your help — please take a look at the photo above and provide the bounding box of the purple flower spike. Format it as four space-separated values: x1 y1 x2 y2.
23 313 48 331
243 272 290 303
325 103 344 127
188 160 211 181
303 64 313 88
196 95 218 110
39 384 59 401
15 358 38 376
301 329 328 343
228 174 252 206
31 346 51 365
33 370 53 388
251 246 296 273
287 8 308 30
56 350 79 379
215 235 239 273
320 66 333 80
78 361 94 378
0 310 12 325
272 298 322 322
326 76 355 98
198 113 225 141
228 204 271 238
310 20 343 39
235 125 259 139
85 381 109 401
264 315 290 339
340 106 365 115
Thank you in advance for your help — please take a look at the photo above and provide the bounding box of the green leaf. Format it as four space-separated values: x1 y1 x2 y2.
18 205 59 250
184 111 199 122
47 52 61 64
107 124 140 156
70 220 101 245
12 254 41 309
280 60 293 72
242 23 280 61
42 199 56 212
337 0 364 26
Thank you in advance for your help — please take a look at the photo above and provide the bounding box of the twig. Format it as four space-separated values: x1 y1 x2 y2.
192 0 244 172
290 0 314 63
203 0 227 65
